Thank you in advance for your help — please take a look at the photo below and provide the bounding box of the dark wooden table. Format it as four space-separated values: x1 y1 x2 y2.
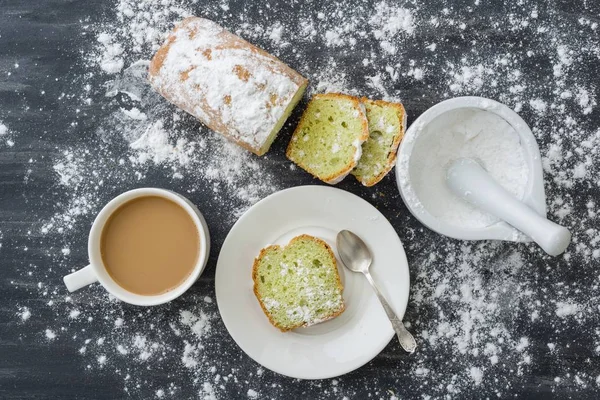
1 0 599 399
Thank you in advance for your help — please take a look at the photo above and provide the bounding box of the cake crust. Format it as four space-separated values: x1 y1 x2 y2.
353 98 407 187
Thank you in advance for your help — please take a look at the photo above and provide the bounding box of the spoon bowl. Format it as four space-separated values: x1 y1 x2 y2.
336 230 372 273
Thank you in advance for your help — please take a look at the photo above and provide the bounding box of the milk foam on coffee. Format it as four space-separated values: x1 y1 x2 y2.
100 196 200 295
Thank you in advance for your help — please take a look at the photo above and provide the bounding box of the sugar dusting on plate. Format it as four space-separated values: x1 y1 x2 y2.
6 0 600 397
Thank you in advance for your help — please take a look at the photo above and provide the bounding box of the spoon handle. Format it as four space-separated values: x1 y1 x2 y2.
363 270 416 353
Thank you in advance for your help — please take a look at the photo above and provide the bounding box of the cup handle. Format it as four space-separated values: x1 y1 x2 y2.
63 265 98 292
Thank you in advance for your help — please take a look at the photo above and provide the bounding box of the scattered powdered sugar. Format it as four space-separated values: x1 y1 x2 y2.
369 2 415 54
556 302 580 317
19 307 31 321
97 32 125 74
0 121 15 147
576 87 596 115
529 98 548 113
92 1 192 75
180 309 211 338
469 366 483 385
40 74 280 238
7 0 600 398
129 120 196 167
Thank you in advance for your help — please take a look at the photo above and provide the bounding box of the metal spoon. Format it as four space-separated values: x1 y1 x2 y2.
336 230 417 353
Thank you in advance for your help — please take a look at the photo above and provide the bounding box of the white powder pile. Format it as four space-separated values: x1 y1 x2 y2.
93 0 193 75
129 120 196 167
469 366 483 385
556 302 579 317
403 107 529 228
18 307 31 321
0 121 15 147
235 0 415 99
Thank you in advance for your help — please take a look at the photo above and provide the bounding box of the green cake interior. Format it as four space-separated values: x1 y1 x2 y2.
257 80 308 156
352 100 403 184
287 96 364 180
254 236 344 331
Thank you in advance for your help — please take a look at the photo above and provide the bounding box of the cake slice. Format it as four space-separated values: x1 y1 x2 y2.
252 234 345 332
148 17 308 156
352 99 407 186
286 93 369 184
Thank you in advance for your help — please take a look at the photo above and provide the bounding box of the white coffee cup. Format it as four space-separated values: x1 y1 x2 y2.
63 188 210 306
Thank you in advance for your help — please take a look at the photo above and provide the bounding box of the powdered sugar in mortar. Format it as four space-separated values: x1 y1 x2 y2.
401 107 529 228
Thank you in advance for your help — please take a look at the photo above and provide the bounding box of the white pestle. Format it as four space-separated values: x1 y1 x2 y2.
446 158 571 256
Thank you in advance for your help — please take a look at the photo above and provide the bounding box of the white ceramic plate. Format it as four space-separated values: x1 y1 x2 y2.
215 185 410 379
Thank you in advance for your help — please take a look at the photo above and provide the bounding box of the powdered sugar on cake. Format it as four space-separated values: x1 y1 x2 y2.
149 18 305 152
325 137 364 185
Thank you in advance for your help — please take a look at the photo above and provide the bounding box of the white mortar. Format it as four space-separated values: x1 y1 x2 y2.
396 96 547 242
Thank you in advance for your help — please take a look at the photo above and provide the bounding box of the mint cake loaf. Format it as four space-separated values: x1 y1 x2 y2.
148 17 308 156
252 235 345 332
352 98 407 186
287 93 405 185
286 93 369 184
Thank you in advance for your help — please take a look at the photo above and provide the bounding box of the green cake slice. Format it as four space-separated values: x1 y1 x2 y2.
352 98 407 186
286 93 369 184
252 234 345 332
